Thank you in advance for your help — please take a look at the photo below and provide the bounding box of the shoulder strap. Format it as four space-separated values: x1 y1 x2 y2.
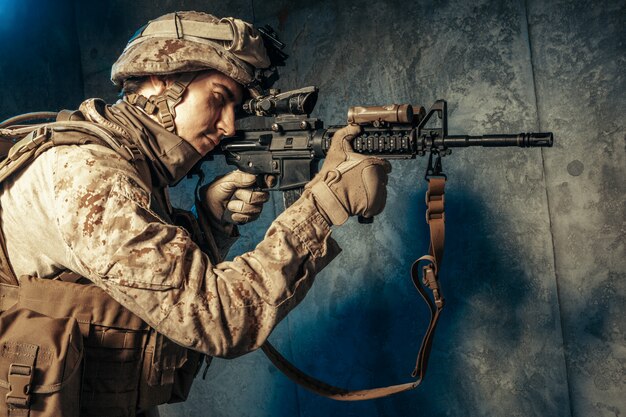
261 176 447 401
0 121 151 185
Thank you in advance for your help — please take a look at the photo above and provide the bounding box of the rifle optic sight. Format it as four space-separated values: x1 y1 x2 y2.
243 86 319 117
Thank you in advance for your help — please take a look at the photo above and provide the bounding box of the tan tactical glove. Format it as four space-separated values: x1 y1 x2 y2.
306 124 391 225
199 170 270 228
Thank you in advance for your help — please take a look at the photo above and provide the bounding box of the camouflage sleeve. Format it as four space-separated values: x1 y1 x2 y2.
169 206 237 264
192 200 239 264
53 145 341 357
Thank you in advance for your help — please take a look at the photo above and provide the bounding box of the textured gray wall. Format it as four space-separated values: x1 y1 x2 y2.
528 1 625 415
1 0 623 416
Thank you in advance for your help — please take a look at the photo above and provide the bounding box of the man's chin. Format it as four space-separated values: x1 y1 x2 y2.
201 135 219 154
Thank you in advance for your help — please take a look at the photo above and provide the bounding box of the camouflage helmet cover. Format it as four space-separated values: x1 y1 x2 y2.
111 11 272 95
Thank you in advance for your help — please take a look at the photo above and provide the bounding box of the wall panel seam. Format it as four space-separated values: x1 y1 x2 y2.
522 0 574 415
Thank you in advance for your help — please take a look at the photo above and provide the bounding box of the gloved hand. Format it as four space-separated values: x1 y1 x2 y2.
199 170 270 227
306 124 391 225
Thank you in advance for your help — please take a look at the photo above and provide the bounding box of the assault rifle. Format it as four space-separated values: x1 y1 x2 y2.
205 86 553 217
200 86 554 401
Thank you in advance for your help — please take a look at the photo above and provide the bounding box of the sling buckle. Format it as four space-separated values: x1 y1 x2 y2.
6 363 33 407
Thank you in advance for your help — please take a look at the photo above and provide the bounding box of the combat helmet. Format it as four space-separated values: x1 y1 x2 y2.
111 11 286 132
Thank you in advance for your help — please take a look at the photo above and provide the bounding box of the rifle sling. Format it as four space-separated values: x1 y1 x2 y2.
261 177 447 401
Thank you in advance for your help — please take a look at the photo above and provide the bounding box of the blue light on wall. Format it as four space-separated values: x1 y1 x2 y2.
0 0 19 33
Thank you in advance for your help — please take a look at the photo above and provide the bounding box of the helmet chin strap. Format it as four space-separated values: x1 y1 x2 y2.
125 72 198 133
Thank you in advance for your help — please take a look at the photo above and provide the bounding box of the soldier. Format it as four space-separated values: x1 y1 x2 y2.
0 11 390 417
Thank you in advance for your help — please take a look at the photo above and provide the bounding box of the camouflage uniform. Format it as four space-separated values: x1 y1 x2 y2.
0 12 390 415
0 11 344 359
0 99 340 358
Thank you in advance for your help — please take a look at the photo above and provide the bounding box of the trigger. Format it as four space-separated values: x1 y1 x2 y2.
264 174 277 188
256 175 276 190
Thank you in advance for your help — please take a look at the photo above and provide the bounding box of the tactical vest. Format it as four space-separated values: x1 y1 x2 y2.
0 115 205 417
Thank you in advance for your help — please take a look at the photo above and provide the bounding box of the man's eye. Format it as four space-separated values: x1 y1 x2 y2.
214 92 225 104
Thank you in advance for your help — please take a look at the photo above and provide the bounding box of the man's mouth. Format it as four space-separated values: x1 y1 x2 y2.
204 134 220 148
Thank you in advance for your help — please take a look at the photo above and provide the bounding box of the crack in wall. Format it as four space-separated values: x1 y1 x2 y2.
522 0 574 415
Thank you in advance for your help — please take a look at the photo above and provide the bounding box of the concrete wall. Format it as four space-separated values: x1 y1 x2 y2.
1 0 623 415
528 1 625 414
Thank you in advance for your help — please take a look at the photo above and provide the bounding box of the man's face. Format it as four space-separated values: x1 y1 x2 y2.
172 70 244 155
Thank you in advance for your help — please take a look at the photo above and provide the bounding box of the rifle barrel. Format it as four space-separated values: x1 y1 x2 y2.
441 132 553 148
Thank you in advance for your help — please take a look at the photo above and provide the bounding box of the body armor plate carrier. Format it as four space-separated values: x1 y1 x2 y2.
0 115 203 417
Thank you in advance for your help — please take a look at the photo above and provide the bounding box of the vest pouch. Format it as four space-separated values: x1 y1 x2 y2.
0 307 83 417
137 331 201 409
168 349 202 404
17 276 150 417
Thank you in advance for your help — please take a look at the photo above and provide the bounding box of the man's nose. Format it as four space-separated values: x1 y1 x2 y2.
217 107 236 137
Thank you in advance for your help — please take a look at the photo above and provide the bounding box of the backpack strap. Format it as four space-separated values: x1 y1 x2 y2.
0 121 151 186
